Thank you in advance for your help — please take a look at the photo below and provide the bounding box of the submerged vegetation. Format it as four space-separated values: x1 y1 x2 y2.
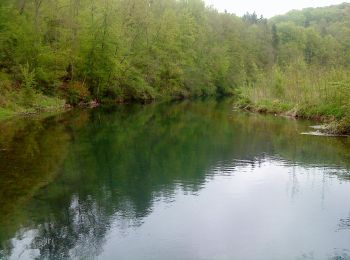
0 0 349 131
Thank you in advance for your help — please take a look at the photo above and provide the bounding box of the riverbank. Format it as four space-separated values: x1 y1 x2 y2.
2 91 349 136
234 66 350 136
235 96 350 135
0 91 66 121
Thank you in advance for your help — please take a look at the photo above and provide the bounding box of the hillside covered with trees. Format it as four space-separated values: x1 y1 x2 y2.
0 0 349 130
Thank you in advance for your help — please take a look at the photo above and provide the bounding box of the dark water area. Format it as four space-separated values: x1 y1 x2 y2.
1 99 350 260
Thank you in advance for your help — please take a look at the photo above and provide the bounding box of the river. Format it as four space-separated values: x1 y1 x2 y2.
0 98 350 260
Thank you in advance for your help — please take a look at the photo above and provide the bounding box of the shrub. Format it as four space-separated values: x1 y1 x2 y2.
19 63 36 107
65 82 91 105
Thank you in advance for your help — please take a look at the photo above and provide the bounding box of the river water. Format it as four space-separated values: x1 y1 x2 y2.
0 99 350 260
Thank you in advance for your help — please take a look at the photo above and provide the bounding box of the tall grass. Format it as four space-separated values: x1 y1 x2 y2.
240 65 350 119
0 72 65 119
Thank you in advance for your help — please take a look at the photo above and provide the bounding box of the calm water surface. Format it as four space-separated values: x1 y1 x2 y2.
1 99 350 260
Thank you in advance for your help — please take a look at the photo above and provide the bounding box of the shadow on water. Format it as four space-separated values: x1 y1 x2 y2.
0 98 350 259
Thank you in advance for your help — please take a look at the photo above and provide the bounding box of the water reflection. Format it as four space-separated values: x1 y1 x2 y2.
0 99 350 259
338 213 350 231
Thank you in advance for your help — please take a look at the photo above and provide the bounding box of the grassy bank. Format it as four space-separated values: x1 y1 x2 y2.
0 88 65 121
236 66 350 135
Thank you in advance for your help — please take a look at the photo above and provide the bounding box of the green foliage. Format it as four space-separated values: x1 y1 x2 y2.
0 107 15 118
0 0 349 125
236 3 350 132
19 63 36 89
19 63 36 106
65 82 91 106
0 70 64 120
272 67 284 98
0 0 272 103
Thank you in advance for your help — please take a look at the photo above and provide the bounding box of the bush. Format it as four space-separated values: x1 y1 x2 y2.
329 116 350 135
65 82 91 105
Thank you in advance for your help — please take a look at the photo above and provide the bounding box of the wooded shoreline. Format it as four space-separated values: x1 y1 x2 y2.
0 1 349 133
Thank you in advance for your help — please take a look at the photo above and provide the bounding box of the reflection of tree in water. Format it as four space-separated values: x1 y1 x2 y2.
25 178 155 259
31 196 109 259
338 213 350 231
329 249 350 260
1 99 350 259
297 250 350 260
288 166 300 200
0 115 72 258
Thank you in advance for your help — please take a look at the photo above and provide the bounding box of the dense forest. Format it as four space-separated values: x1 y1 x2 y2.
0 0 349 130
